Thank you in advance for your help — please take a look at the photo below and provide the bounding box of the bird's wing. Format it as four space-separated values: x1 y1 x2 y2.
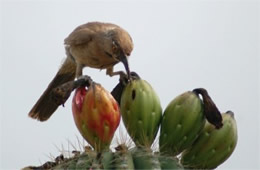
64 27 95 46
64 22 119 46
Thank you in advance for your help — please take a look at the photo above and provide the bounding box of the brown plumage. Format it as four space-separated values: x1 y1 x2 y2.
28 22 134 121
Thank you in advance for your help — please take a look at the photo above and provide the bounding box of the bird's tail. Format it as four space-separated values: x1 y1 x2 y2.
28 56 76 121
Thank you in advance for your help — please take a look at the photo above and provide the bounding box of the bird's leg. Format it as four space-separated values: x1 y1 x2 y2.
106 67 128 82
75 63 84 78
52 75 93 106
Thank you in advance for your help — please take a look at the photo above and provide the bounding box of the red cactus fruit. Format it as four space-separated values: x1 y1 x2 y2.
72 83 120 152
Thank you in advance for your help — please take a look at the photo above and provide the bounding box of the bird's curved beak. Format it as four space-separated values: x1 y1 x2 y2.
119 54 130 80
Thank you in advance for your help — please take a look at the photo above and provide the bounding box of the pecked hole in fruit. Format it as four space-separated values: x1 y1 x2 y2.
132 89 136 100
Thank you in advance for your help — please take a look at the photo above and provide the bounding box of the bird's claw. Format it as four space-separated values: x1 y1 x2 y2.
51 75 94 107
75 75 93 88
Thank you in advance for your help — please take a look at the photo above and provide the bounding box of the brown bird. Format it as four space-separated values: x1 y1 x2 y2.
28 22 134 121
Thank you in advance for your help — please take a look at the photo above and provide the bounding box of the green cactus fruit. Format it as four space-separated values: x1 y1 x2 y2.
114 144 135 170
131 147 161 170
72 83 121 152
120 78 162 147
181 111 238 169
158 156 184 170
159 91 205 156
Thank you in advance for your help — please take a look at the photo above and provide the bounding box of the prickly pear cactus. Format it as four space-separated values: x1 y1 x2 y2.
120 78 162 147
181 111 238 169
159 91 205 156
26 74 238 170
72 83 120 152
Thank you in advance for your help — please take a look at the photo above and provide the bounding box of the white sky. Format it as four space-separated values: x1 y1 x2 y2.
1 0 259 169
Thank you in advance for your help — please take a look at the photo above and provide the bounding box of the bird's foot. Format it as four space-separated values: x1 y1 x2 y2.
52 75 93 107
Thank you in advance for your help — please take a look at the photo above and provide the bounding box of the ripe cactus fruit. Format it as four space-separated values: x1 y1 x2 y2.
120 78 162 147
159 91 205 156
72 83 120 152
181 111 238 169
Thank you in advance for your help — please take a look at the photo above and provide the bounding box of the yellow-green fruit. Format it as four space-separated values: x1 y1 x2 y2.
159 91 205 156
120 79 162 147
181 111 238 169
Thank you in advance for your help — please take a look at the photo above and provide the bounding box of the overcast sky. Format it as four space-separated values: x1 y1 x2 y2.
1 0 259 169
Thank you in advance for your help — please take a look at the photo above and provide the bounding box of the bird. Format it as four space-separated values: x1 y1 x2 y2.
28 22 134 121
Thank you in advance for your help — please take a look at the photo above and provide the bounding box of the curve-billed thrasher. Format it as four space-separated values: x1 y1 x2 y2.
28 22 134 121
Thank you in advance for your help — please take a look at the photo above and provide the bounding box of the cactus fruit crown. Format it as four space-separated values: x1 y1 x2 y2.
193 88 223 129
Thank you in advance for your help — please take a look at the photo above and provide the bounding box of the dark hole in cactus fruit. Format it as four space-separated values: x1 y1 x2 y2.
132 89 136 100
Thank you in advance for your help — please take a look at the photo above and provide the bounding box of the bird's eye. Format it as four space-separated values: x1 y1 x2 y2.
112 41 118 52
112 40 116 45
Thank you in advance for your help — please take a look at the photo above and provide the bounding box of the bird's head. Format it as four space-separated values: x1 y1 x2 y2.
104 27 134 79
